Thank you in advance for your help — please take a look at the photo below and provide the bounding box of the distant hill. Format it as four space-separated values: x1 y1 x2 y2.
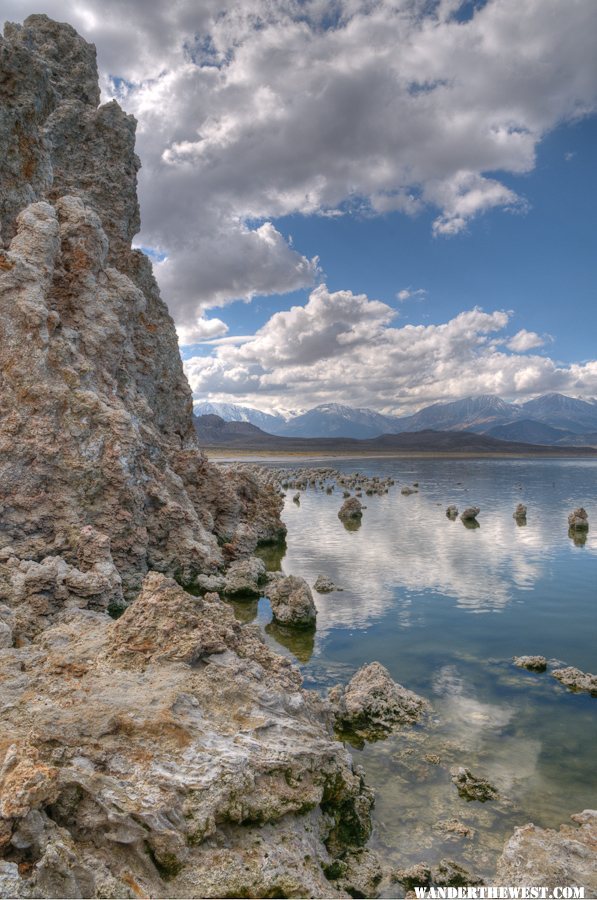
193 393 597 443
193 414 597 456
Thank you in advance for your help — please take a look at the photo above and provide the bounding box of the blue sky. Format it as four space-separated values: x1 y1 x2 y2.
182 113 596 368
4 0 596 413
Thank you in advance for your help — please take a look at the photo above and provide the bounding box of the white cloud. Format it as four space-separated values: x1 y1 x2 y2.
183 283 597 412
506 329 547 352
176 316 229 344
397 287 427 302
7 0 595 332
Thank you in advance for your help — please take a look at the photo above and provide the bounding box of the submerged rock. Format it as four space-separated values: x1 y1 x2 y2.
394 858 483 891
513 655 547 672
496 810 597 894
266 575 317 628
338 497 363 522
450 767 499 802
329 661 429 740
313 575 343 593
552 666 597 696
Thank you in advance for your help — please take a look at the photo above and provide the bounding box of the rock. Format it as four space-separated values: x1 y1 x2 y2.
266 575 317 628
0 574 374 899
401 486 417 495
446 505 458 519
496 810 597 894
394 858 483 890
313 575 343 593
460 506 480 522
0 17 379 898
222 556 266 599
513 503 527 521
450 767 498 801
513 655 547 672
329 662 429 739
434 818 475 839
552 666 597 696
195 572 227 593
293 492 300 503
338 497 363 521
326 847 383 899
568 507 589 531
0 15 285 603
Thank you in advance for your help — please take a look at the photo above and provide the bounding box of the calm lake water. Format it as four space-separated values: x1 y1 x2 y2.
231 457 597 888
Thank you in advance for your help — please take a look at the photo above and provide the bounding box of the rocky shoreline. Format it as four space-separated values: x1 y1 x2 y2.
0 14 594 900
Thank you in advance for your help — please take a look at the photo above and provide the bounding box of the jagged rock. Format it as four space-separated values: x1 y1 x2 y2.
0 574 374 898
552 666 597 696
329 662 429 740
0 15 378 898
313 575 343 593
513 503 527 522
338 497 363 522
568 507 589 531
266 575 317 628
513 655 547 672
446 505 458 519
496 810 597 894
450 767 498 802
460 506 480 522
222 556 266 599
393 858 483 890
0 527 123 640
195 572 227 593
0 15 285 601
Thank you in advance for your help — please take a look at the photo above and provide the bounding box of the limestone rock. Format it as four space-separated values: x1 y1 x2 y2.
329 661 429 739
552 666 597 696
460 506 480 522
450 767 498 802
513 503 527 522
266 575 317 628
338 497 363 522
496 810 597 894
568 507 589 531
222 556 267 599
0 575 373 898
313 574 343 593
513 655 547 672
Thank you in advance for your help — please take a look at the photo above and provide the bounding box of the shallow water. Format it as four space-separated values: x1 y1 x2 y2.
243 458 597 885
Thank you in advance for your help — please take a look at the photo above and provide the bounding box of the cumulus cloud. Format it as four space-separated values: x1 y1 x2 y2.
506 329 547 352
183 283 597 413
6 0 596 334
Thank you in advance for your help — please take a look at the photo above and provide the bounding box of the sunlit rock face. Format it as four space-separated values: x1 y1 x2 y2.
0 15 375 899
0 14 285 598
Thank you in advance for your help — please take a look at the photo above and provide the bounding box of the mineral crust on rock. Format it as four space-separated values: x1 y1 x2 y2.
513 655 547 672
338 497 363 522
0 14 285 600
0 15 375 899
329 661 429 740
552 666 597 696
495 810 597 894
266 574 317 628
568 507 589 531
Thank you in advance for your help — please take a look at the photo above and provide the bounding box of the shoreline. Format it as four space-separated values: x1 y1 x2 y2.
205 448 597 461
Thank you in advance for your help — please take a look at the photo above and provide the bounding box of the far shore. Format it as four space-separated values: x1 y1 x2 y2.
205 448 597 461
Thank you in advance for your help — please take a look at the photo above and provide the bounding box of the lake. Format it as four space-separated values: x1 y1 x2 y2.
230 457 597 890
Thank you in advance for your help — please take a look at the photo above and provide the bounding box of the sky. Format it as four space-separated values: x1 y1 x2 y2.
3 0 597 415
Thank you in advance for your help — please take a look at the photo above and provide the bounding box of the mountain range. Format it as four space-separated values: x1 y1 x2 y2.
194 394 597 445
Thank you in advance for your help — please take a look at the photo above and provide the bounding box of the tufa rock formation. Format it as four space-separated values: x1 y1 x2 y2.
0 15 375 898
0 14 285 601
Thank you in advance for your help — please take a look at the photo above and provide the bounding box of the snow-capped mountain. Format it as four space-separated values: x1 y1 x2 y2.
193 402 286 433
277 403 400 438
192 394 597 442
